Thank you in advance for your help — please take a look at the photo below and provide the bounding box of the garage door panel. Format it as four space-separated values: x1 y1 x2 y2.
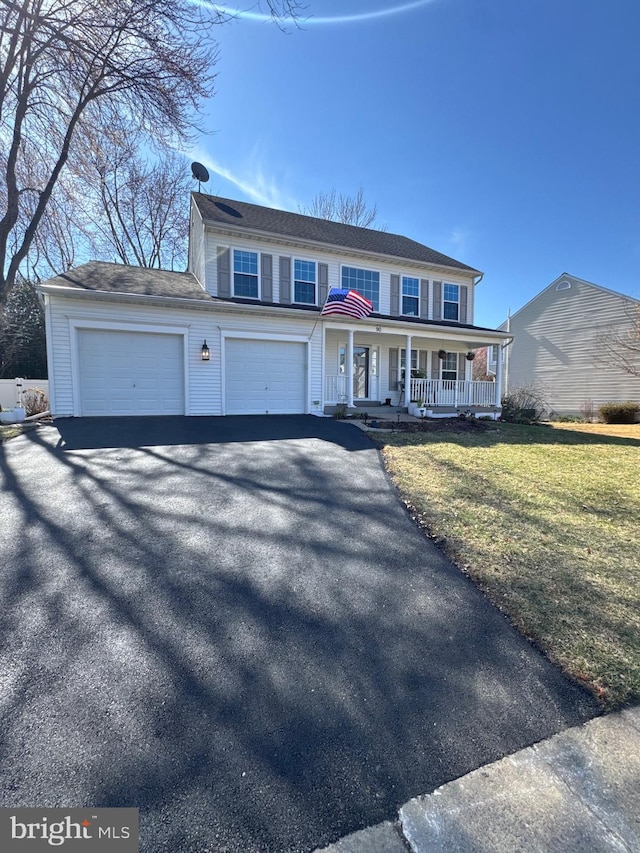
78 329 184 416
225 339 306 414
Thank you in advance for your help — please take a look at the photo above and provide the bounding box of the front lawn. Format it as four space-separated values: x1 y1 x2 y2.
376 421 640 708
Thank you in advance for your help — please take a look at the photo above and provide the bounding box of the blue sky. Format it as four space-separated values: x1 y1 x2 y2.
189 0 640 328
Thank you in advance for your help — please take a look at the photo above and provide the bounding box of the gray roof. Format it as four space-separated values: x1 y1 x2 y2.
40 261 212 301
193 193 480 274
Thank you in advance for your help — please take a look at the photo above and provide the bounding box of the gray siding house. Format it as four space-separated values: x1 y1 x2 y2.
493 273 640 418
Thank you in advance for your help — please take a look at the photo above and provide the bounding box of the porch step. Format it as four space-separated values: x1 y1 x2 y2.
324 404 408 416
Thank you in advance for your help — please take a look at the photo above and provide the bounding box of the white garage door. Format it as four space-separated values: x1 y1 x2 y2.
225 339 307 414
78 329 184 416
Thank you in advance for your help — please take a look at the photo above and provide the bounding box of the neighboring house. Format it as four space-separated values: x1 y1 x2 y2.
37 194 510 418
491 273 640 417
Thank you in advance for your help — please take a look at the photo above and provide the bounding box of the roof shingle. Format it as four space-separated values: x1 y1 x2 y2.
193 194 480 274
40 261 211 301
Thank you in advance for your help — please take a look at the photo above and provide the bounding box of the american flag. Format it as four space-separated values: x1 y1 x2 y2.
320 288 374 320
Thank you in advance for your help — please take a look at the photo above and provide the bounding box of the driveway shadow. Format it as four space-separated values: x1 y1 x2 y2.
0 419 599 852
52 415 372 452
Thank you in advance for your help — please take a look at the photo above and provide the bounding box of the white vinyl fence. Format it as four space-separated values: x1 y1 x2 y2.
0 378 49 408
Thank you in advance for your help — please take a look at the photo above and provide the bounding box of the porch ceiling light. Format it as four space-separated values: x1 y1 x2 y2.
201 340 210 361
438 349 447 360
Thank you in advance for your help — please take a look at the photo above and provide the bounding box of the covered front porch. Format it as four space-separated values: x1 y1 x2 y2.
321 322 508 417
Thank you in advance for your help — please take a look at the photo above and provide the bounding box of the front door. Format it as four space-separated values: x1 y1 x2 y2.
353 346 369 398
338 344 379 401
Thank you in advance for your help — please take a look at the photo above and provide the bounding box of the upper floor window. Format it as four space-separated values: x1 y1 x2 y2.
441 352 458 381
443 283 459 321
342 266 379 311
402 276 419 316
233 250 259 299
294 259 316 304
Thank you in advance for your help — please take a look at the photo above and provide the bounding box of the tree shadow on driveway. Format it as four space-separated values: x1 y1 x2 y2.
0 418 599 852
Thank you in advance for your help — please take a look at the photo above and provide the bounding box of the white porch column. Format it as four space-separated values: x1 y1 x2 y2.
347 328 354 408
404 334 412 408
494 343 503 410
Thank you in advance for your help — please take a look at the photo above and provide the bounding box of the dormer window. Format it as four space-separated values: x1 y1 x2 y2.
233 249 259 299
443 283 459 321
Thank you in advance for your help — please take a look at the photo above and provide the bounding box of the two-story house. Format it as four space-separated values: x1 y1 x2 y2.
38 194 510 418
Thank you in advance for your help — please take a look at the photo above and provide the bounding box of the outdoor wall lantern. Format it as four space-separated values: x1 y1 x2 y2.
201 340 210 361
466 351 476 361
438 349 447 360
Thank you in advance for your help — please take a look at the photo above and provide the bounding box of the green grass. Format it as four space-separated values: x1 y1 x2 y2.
376 421 640 708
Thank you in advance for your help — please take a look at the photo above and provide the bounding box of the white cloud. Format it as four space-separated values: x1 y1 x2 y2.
186 145 298 210
198 1 439 27
447 227 472 255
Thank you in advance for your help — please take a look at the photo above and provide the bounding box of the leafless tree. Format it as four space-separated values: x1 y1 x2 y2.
301 187 384 229
81 130 191 270
595 303 640 378
0 0 304 308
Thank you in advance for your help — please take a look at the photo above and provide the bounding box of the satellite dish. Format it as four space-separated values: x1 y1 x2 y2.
191 161 210 191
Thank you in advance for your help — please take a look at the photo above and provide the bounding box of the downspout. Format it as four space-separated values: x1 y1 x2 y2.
504 309 511 395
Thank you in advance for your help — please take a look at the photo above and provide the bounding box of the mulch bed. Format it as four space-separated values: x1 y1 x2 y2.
350 416 497 433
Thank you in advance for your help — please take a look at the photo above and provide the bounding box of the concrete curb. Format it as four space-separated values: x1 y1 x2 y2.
317 706 640 852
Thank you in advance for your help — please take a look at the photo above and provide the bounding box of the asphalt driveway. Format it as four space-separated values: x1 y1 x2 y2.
0 416 598 852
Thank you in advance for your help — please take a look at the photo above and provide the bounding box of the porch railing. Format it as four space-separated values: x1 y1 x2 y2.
325 374 349 403
410 378 496 408
324 375 497 407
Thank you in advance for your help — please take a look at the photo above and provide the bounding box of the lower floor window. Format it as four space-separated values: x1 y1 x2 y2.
441 352 458 381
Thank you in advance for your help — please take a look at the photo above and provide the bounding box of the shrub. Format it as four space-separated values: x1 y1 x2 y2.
22 387 49 417
580 399 595 422
332 404 347 420
501 385 547 423
598 402 639 424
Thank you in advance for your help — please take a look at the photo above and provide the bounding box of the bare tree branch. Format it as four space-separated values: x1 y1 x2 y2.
300 187 385 229
595 302 640 378
0 0 303 306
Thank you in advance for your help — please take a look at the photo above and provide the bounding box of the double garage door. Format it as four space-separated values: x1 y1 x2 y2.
76 330 306 416
225 339 307 415
78 329 184 416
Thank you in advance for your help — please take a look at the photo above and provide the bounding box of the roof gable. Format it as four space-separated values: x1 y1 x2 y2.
193 193 480 275
500 273 640 329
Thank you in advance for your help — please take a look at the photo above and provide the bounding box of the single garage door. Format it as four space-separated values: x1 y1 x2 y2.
225 339 307 414
78 329 184 416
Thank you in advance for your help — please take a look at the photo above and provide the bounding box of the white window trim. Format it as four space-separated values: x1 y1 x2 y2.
293 258 317 306
232 247 261 300
401 275 420 317
443 283 460 322
340 263 381 312
68 318 190 418
440 351 458 381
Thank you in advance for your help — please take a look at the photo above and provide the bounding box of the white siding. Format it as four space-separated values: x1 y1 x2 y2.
506 276 640 415
46 296 323 417
188 198 206 287
202 227 476 321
